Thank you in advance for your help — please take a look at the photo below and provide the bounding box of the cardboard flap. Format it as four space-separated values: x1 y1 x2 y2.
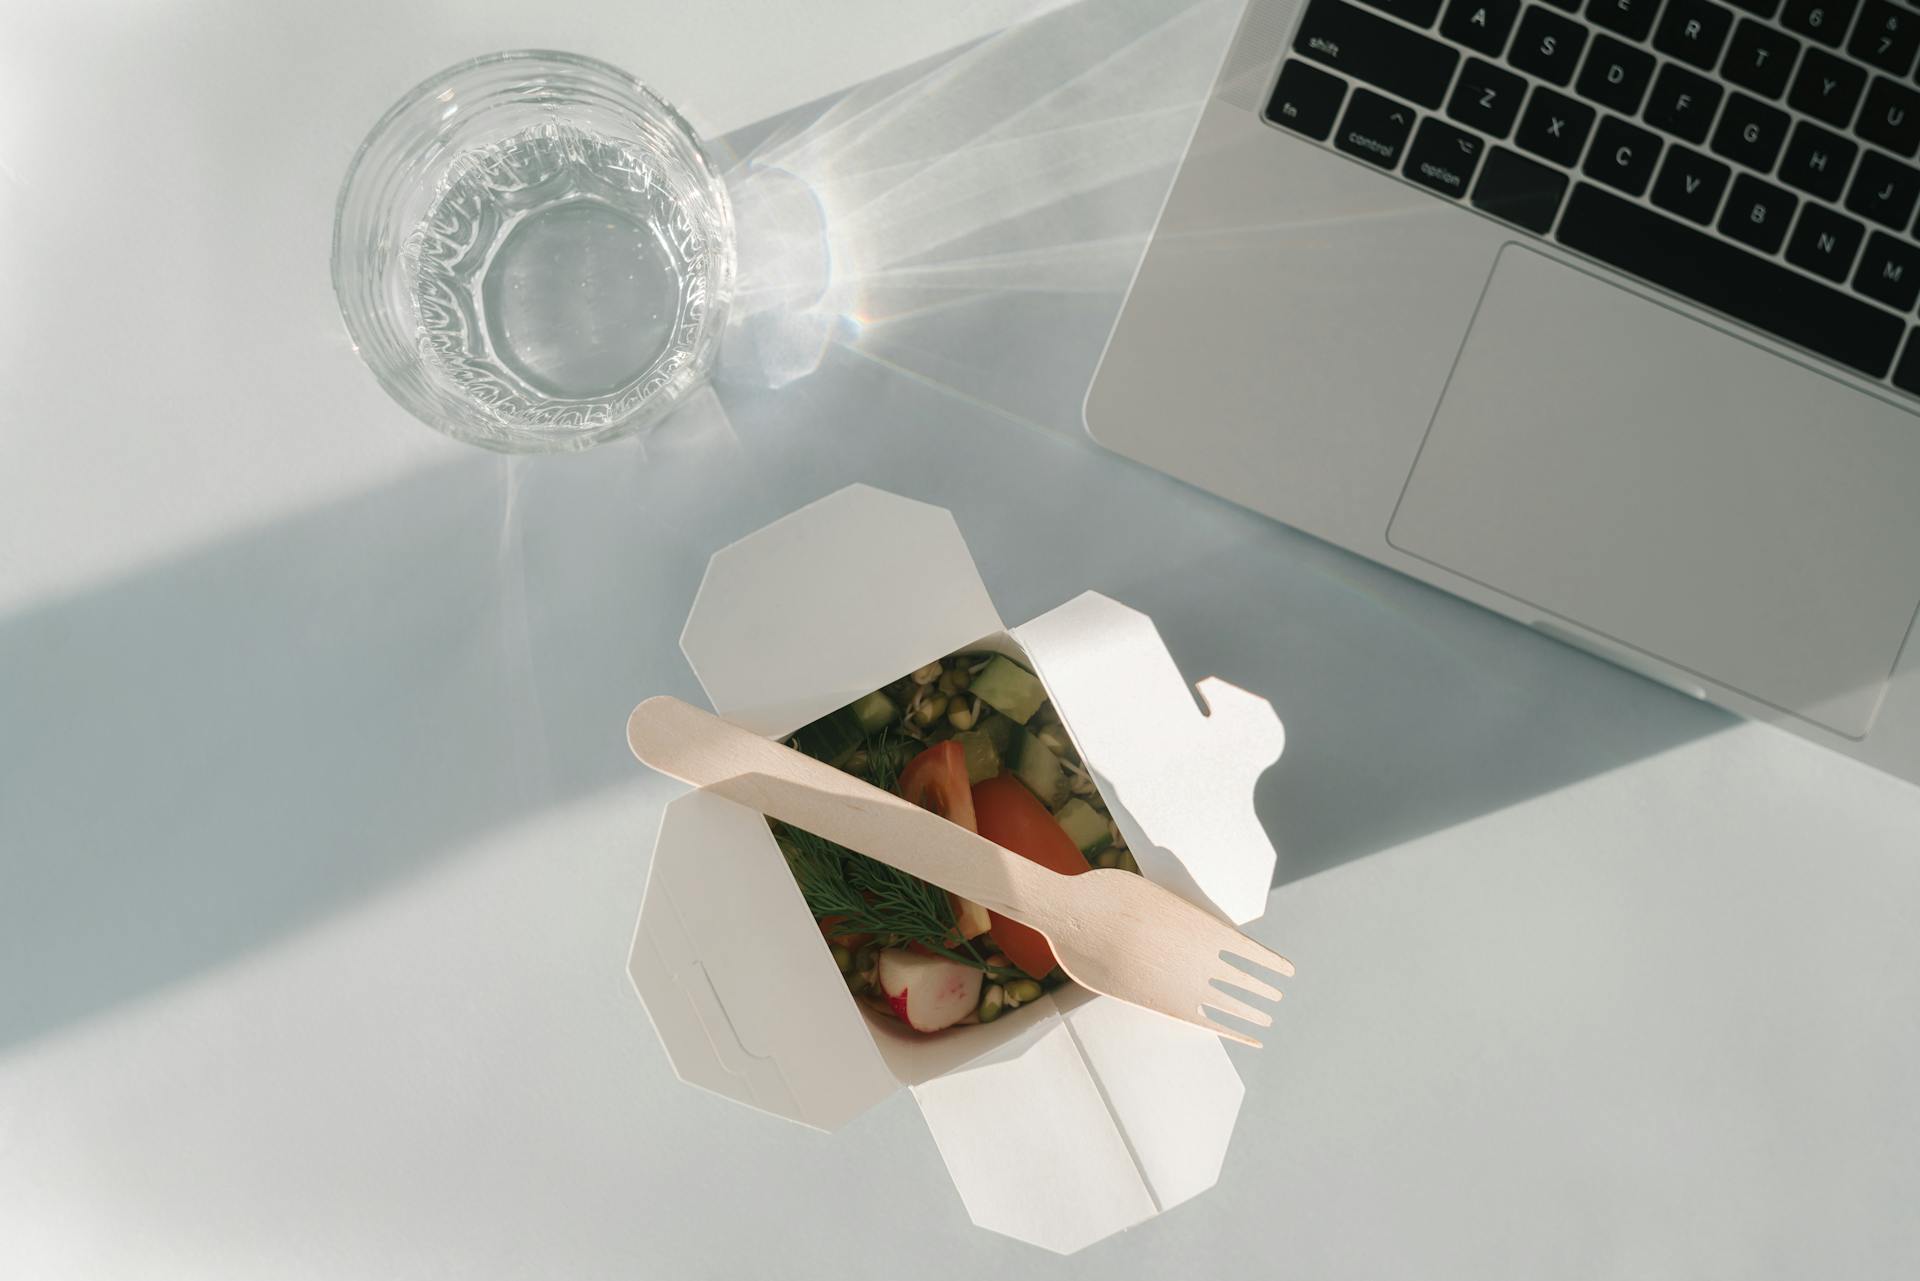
912 1018 1159 1255
1013 592 1283 924
680 485 1005 736
912 992 1246 1254
629 790 896 1131
1060 993 1246 1214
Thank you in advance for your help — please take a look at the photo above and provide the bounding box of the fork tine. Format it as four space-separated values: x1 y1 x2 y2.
1200 985 1275 1029
1213 961 1284 1003
1221 934 1296 979
1192 1013 1262 1049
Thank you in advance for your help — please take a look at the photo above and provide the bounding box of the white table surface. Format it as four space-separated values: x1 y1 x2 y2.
6 2 1920 1276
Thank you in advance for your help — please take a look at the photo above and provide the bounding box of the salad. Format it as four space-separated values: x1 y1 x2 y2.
774 650 1139 1034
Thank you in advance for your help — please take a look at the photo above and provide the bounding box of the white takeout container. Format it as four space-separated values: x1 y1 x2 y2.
628 484 1285 1253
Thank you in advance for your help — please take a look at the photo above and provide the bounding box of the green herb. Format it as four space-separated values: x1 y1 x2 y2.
777 821 1008 975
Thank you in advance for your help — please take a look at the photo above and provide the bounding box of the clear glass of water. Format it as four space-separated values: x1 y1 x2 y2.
333 51 734 453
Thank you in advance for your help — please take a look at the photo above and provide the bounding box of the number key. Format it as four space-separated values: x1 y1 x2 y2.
1848 0 1919 76
1447 58 1528 136
1780 0 1860 48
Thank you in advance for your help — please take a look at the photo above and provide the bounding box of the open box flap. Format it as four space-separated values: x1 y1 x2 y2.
912 989 1246 1254
629 790 897 1131
1013 592 1284 924
680 485 1005 737
912 1016 1159 1255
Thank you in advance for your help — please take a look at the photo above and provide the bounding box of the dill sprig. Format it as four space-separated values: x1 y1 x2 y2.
776 821 1007 974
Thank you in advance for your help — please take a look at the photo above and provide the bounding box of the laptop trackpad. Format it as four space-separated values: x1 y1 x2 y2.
1388 245 1920 738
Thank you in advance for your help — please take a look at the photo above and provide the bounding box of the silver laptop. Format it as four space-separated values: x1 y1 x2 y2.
1088 0 1920 782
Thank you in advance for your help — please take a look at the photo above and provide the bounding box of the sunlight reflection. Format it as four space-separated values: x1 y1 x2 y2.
721 0 1240 396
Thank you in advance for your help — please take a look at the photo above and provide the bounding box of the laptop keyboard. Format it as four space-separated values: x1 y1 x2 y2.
1266 0 1920 392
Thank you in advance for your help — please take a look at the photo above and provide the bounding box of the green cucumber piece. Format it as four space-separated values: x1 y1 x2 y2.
978 712 1017 758
1014 731 1066 807
849 689 898 734
1053 798 1112 855
952 729 1001 784
792 707 864 767
970 654 1048 725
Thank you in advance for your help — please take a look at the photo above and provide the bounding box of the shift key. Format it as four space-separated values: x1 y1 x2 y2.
1294 0 1462 109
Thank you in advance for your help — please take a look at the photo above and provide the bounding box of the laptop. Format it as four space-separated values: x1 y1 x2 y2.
1087 0 1920 782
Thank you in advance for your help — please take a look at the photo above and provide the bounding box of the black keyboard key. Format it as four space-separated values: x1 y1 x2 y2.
1538 0 1580 8
1719 173 1799 251
1780 0 1859 47
1778 121 1859 199
1855 231 1920 309
1857 77 1920 156
1892 331 1920 394
1557 183 1903 374
1588 0 1664 40
1576 35 1656 114
1516 87 1598 164
1510 6 1590 85
1334 88 1419 167
1713 92 1792 170
1357 0 1445 25
1724 19 1803 98
1785 203 1867 279
1472 145 1571 229
1644 64 1725 142
1294 0 1463 109
1584 115 1664 194
1404 117 1489 196
1787 48 1868 125
1441 0 1523 55
1654 0 1735 68
1651 143 1733 220
1266 61 1351 140
1448 58 1529 136
1848 0 1919 76
1727 0 1779 14
1847 149 1920 226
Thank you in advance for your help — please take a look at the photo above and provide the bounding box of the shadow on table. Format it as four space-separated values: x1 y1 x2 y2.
0 0 1732 1053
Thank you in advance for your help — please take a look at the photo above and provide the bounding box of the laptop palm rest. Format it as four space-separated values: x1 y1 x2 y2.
1387 245 1920 739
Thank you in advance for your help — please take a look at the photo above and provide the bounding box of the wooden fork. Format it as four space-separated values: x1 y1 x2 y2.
626 696 1294 1047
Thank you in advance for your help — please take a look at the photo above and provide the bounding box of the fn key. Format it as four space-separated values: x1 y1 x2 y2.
1266 61 1348 141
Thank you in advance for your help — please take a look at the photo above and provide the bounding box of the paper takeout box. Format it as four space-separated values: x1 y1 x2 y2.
627 484 1285 1253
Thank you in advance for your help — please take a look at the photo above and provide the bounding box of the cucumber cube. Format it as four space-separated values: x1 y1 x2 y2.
1053 798 1112 855
970 655 1047 725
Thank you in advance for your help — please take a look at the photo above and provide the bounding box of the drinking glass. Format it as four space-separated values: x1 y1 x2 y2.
333 51 734 453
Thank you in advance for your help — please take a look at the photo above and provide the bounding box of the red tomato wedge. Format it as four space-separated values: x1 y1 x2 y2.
898 742 991 938
970 772 1088 978
898 741 976 830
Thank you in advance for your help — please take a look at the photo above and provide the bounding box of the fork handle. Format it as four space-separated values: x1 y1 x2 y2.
627 696 1063 921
